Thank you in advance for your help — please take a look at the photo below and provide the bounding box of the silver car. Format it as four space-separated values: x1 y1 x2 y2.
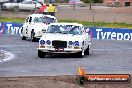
3 0 42 11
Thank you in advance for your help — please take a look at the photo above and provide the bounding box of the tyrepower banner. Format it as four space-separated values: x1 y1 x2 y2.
89 27 132 40
0 22 23 35
1 22 132 40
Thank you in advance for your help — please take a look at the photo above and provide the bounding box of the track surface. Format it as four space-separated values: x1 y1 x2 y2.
0 35 132 77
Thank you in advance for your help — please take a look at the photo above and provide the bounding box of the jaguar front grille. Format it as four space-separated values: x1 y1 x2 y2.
52 40 67 48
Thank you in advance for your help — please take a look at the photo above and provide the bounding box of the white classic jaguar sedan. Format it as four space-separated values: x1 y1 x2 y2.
38 23 91 58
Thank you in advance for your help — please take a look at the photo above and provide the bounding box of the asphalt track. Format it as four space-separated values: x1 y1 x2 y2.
0 34 132 77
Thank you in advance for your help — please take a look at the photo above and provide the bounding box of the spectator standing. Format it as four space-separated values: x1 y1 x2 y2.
48 4 55 16
39 3 47 14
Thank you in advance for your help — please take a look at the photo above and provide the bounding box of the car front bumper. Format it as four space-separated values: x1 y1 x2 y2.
38 48 82 54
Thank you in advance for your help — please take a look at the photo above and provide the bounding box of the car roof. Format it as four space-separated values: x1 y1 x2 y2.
28 14 56 19
28 14 43 17
43 15 57 19
49 23 83 26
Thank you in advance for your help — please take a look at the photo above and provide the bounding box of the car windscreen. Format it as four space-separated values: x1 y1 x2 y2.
43 17 56 23
33 17 56 23
21 1 28 4
33 1 38 4
47 25 82 35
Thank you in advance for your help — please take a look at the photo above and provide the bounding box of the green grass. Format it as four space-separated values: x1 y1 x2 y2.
0 17 25 23
59 20 132 28
0 17 132 28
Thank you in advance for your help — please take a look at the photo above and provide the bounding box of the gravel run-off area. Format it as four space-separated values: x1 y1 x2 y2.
0 75 132 88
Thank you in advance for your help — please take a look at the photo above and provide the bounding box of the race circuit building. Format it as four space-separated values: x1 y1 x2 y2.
104 0 132 6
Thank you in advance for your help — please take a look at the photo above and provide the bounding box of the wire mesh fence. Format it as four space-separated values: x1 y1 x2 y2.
56 6 132 24
0 4 132 24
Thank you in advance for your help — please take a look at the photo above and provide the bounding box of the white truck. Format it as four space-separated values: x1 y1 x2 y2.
20 14 57 42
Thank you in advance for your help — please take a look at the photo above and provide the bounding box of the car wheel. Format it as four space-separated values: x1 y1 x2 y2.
21 27 26 40
13 6 19 12
31 30 36 42
38 50 46 58
76 51 83 58
76 76 86 85
84 45 90 55
21 36 26 40
2 6 6 10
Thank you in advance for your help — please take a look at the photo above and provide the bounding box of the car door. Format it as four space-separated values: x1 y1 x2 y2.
26 1 36 10
27 16 33 37
21 17 29 37
19 1 29 10
83 27 90 49
22 16 30 37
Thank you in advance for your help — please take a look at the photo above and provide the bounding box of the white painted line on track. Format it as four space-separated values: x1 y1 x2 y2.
0 50 14 63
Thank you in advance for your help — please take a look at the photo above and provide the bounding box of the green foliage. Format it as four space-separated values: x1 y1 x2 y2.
59 20 132 28
81 0 102 3
0 17 132 28
80 0 93 3
94 0 103 3
0 17 25 23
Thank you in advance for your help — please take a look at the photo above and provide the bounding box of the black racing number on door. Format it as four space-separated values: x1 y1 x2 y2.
26 26 28 34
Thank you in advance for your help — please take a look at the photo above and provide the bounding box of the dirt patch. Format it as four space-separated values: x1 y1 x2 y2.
0 75 131 88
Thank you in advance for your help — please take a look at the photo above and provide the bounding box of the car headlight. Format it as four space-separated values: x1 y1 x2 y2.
46 40 51 45
74 41 79 46
40 40 45 45
68 41 73 45
42 28 46 33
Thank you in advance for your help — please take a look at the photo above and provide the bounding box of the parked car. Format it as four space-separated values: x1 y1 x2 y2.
2 0 42 11
0 0 9 10
0 0 9 3
38 23 91 58
20 14 58 42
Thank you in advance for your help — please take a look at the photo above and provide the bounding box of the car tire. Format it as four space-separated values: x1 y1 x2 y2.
21 27 26 40
31 30 36 42
84 45 90 55
21 36 26 40
76 51 83 58
13 6 19 12
38 50 46 58
76 76 86 85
